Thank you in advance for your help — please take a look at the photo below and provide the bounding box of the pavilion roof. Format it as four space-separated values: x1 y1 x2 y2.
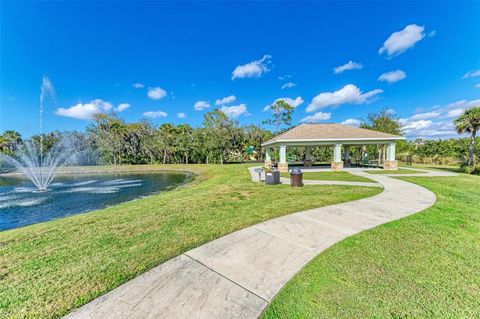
262 123 404 146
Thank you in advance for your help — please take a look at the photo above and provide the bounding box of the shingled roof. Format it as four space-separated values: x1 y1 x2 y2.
262 123 404 146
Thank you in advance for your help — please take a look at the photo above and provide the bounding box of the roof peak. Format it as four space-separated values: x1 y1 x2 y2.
262 122 404 146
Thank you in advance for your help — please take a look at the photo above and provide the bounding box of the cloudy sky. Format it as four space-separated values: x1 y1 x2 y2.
1 1 479 139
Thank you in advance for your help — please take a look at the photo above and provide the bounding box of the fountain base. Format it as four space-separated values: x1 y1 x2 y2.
33 189 49 193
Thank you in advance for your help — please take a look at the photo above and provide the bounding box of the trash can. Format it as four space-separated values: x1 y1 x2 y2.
265 170 280 185
290 168 303 187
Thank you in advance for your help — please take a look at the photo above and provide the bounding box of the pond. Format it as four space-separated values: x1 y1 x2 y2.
0 171 192 231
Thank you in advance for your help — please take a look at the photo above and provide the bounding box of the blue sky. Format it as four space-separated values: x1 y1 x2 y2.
1 1 479 139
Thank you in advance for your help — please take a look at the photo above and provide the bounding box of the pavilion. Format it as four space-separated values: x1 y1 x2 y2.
261 123 405 172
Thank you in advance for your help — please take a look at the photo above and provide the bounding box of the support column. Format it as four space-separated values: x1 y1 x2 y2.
331 144 343 170
344 145 351 166
264 148 272 167
304 146 313 167
384 142 398 170
278 144 288 172
305 147 311 161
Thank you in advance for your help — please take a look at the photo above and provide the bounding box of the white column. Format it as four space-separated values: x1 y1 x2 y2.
333 144 342 162
278 144 288 172
279 145 287 163
344 145 350 161
305 147 311 161
386 143 396 161
265 148 271 161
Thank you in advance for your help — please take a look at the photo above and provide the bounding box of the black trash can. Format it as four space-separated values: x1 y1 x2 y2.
265 170 280 185
290 168 303 187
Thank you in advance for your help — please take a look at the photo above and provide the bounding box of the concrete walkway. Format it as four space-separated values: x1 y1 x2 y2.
65 168 456 319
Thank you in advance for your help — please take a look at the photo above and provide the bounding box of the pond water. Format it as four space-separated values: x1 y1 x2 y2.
0 172 191 231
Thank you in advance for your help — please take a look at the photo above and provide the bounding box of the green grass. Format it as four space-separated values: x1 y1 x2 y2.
366 168 421 174
399 161 463 173
262 174 480 318
280 171 375 182
0 164 381 319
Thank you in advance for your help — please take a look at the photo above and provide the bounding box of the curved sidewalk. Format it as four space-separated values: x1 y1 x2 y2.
65 169 455 319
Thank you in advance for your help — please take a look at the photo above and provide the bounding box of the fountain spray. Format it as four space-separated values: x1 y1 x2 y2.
0 76 78 191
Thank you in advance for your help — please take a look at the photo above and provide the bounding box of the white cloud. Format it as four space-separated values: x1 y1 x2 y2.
306 84 383 112
115 103 130 112
132 83 145 89
231 55 272 80
215 95 236 106
403 119 433 131
278 74 292 80
400 98 480 138
385 108 396 115
476 83 480 88
194 100 210 111
446 108 465 118
463 70 480 79
301 112 331 123
401 119 455 139
220 104 249 118
263 96 304 112
281 82 297 90
333 61 363 74
177 112 186 119
147 87 167 100
280 97 304 108
55 99 113 120
378 70 407 83
341 118 361 127
409 111 440 120
143 110 168 118
379 24 426 57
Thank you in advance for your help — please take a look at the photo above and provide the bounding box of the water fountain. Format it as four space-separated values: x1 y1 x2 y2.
0 76 78 191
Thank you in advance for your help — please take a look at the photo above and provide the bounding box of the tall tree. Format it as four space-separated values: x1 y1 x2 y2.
157 123 176 164
174 124 193 164
361 108 402 162
88 114 127 165
0 130 22 154
262 100 294 134
203 109 233 164
454 106 480 166
360 108 402 135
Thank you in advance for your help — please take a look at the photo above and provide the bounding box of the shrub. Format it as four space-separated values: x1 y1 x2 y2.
460 162 480 175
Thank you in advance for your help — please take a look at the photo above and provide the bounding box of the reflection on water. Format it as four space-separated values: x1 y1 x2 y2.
0 172 191 231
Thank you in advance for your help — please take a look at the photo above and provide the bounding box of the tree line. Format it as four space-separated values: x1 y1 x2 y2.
1 104 478 172
1 109 274 166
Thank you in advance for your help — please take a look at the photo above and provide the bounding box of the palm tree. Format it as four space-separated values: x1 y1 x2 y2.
454 106 480 166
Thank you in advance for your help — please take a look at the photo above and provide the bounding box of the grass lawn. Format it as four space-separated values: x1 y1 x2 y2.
0 164 381 319
398 161 462 173
262 174 480 318
280 171 375 182
366 168 421 174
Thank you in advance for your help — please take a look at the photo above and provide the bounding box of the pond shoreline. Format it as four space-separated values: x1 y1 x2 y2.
0 164 203 178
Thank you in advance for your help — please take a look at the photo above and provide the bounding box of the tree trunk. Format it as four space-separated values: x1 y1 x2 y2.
163 149 167 164
206 155 209 165
468 131 476 166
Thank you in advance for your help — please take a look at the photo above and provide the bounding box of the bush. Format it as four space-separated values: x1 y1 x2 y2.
462 165 480 175
460 160 480 175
